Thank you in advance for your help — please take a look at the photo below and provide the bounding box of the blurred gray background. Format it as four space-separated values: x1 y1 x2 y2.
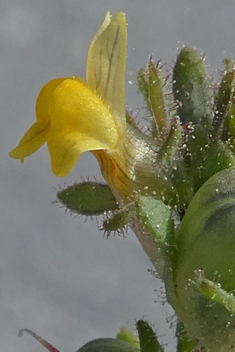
2 1 235 351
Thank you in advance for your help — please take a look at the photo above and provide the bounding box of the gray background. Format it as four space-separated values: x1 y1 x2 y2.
2 1 235 351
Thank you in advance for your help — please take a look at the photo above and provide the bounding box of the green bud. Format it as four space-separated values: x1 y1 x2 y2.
170 167 235 350
57 182 118 216
136 320 164 352
173 47 213 128
78 339 139 352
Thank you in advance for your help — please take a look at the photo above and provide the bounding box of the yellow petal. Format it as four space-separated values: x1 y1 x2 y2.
47 130 111 177
88 11 111 49
9 122 49 161
94 150 132 202
36 78 65 123
48 77 118 149
86 12 127 133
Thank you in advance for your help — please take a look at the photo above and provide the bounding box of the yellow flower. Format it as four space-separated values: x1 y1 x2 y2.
10 11 175 203
9 12 127 177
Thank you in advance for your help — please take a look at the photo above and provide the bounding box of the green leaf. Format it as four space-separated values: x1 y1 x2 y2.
173 47 213 128
136 320 164 352
57 182 118 216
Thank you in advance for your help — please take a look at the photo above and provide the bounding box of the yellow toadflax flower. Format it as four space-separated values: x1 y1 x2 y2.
10 11 173 203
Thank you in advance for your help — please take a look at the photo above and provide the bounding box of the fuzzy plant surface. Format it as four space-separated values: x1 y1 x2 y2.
10 10 235 352
18 320 162 352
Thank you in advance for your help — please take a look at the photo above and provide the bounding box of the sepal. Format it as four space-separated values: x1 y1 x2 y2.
57 182 118 216
173 47 213 129
136 320 164 352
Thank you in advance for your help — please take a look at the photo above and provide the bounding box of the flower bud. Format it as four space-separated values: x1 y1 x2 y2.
173 47 213 129
170 167 235 350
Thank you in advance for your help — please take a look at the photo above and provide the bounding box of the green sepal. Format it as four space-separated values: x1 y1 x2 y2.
126 110 141 132
227 105 235 141
213 59 235 138
173 47 213 128
176 322 198 352
137 68 152 114
157 118 183 167
137 61 172 138
157 119 193 207
136 320 164 352
133 196 176 279
193 140 235 191
102 207 131 234
226 108 235 156
136 196 174 248
196 274 235 313
187 125 235 192
135 196 176 276
77 338 140 352
116 327 140 349
57 182 118 216
189 272 235 351
186 125 210 192
148 61 168 135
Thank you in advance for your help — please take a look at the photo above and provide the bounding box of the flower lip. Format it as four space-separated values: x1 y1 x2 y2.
9 11 128 178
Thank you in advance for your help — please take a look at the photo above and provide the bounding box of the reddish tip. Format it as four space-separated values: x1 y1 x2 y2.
19 328 60 352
